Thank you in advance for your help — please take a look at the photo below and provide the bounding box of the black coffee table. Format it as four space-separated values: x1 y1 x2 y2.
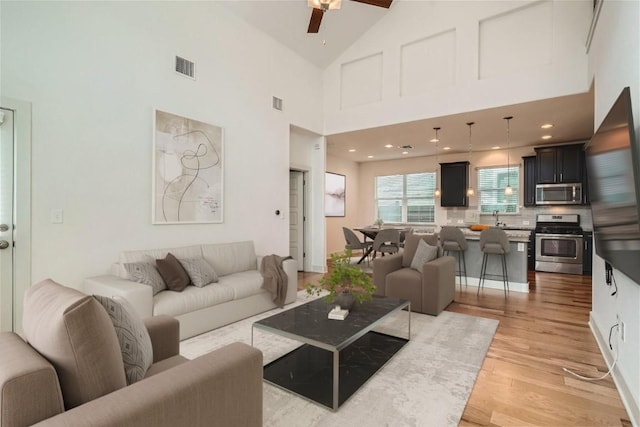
251 295 410 411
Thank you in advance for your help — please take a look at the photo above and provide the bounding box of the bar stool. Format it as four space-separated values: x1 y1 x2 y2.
478 227 510 298
439 226 468 290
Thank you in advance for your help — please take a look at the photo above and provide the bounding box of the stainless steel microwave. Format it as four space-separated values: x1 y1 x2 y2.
535 183 582 205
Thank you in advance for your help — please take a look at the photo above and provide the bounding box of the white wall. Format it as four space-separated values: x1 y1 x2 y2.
323 0 591 135
587 0 640 423
1 2 323 288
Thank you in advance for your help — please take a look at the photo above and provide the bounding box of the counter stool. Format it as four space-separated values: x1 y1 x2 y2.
478 227 510 298
440 226 468 290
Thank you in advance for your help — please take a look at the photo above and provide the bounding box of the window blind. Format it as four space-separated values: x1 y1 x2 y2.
477 166 519 213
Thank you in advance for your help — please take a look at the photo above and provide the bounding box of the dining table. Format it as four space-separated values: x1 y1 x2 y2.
354 227 407 264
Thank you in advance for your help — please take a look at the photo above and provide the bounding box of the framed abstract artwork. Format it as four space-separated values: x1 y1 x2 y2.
325 172 346 217
152 110 224 224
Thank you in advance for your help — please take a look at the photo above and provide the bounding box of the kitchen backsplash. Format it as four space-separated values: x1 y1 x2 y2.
443 206 593 230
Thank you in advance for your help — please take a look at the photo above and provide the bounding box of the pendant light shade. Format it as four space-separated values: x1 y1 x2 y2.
433 127 441 198
466 122 475 197
504 116 513 196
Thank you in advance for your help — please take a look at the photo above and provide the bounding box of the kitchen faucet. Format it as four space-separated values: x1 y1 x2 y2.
493 210 506 228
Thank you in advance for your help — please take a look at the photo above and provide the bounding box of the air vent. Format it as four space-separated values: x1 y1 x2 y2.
272 96 283 111
175 56 195 80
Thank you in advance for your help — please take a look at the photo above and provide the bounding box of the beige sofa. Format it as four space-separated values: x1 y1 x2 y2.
83 241 297 340
0 280 262 427
373 233 456 315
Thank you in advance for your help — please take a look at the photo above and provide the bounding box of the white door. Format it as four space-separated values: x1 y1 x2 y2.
289 171 304 271
0 108 14 332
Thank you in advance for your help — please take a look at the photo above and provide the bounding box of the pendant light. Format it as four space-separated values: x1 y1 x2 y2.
504 116 514 196
432 127 441 198
466 122 475 197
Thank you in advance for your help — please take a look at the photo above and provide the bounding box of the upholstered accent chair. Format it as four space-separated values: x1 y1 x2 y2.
0 279 262 427
373 233 456 315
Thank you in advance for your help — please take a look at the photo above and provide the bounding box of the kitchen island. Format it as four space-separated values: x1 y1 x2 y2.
452 227 531 293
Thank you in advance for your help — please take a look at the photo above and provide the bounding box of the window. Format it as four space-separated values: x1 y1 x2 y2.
478 166 519 213
375 172 436 223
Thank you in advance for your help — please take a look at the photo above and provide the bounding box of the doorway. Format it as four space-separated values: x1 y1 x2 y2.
0 108 14 331
289 170 306 271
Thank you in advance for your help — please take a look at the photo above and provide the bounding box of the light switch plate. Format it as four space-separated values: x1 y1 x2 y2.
51 209 63 224
522 220 530 225
517 242 524 252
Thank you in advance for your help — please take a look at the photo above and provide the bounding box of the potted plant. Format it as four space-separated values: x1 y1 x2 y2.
306 250 376 310
374 218 384 228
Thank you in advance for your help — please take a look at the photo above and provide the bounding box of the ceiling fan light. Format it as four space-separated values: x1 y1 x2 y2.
308 0 342 10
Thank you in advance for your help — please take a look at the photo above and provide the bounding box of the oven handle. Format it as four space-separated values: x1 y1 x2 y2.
536 233 583 239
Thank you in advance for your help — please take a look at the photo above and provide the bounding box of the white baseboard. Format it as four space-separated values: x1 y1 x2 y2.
458 277 529 293
589 312 639 427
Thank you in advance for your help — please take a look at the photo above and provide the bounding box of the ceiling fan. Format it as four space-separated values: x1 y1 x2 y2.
307 0 393 33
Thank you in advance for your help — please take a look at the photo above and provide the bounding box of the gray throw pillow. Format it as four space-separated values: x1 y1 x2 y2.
410 239 438 271
93 295 153 385
123 262 166 295
179 258 219 287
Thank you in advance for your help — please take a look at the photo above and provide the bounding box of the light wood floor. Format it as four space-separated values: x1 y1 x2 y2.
297 270 632 426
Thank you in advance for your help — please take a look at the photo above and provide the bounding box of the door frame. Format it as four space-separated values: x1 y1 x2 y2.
290 167 312 272
1 97 32 335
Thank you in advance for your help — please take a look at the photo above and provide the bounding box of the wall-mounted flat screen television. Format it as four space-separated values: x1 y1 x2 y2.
585 86 640 284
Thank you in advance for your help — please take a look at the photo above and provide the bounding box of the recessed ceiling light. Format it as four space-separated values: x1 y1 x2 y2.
384 144 393 148
367 155 374 159
443 146 451 150
348 148 356 152
402 151 409 155
542 135 552 140
492 146 501 150
541 124 554 129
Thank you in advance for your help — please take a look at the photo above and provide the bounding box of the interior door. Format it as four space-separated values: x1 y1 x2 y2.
289 171 304 271
0 108 15 332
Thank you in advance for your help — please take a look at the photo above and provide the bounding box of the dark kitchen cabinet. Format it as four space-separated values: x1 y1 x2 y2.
583 231 593 275
523 155 536 207
535 144 584 184
440 161 468 207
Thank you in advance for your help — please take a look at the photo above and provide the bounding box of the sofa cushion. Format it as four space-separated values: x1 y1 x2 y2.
22 279 127 409
153 283 235 317
201 241 257 277
217 270 264 300
402 233 439 267
179 257 219 287
410 239 438 271
156 253 190 292
124 262 167 295
94 296 153 385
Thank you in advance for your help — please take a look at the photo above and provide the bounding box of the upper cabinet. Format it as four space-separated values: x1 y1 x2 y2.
440 161 469 207
534 144 584 184
522 156 537 207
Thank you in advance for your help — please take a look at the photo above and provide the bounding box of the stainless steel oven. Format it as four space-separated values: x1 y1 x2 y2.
535 214 584 275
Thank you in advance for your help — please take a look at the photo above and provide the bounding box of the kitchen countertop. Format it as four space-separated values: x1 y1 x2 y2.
458 227 531 242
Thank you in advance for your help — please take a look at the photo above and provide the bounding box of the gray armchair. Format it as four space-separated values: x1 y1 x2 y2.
373 233 456 315
0 279 262 427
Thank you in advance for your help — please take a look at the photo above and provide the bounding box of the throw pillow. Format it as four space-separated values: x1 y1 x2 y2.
410 239 439 271
156 252 191 292
179 258 219 287
123 262 167 295
93 295 153 385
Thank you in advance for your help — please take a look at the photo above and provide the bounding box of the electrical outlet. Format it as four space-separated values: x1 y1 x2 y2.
51 209 63 224
457 219 464 224
522 220 530 225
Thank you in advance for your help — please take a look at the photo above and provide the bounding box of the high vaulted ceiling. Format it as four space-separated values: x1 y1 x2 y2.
223 1 595 162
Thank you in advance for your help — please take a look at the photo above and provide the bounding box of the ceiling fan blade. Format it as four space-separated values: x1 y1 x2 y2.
351 0 393 8
307 8 324 33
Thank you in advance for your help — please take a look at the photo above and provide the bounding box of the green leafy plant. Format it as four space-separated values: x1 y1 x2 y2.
374 218 384 227
306 250 376 304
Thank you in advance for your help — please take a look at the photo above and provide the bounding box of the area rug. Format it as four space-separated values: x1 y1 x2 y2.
180 293 498 426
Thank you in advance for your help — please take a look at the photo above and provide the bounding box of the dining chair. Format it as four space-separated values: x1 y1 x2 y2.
342 227 373 263
371 228 400 258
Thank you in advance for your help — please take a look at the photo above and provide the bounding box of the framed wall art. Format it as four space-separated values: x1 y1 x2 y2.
325 172 346 217
153 110 224 224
